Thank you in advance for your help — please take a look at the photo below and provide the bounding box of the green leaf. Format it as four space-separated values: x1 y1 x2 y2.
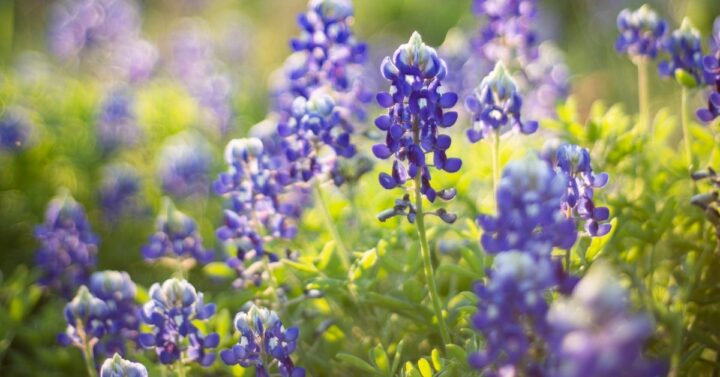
391 339 405 375
371 345 390 375
337 353 379 374
283 259 319 274
445 344 467 363
437 264 479 281
317 242 335 270
417 358 433 377
203 262 235 280
404 362 422 377
431 349 442 371
675 68 697 88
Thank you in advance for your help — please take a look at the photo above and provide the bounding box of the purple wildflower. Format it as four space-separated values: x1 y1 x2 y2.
98 164 143 222
659 18 705 86
0 108 32 152
157 132 212 198
96 88 141 153
615 5 668 59
141 198 212 265
100 354 148 377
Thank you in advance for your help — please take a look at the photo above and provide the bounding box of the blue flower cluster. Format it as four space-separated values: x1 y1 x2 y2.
476 157 577 256
274 0 369 118
99 164 143 222
372 32 461 206
615 5 667 59
97 88 141 154
100 354 148 377
468 252 556 375
139 278 219 366
659 18 705 86
546 263 664 377
0 108 31 152
35 192 99 298
471 0 538 65
58 271 140 362
465 62 538 143
142 199 211 265
697 20 720 123
221 304 305 377
157 132 212 198
545 144 612 237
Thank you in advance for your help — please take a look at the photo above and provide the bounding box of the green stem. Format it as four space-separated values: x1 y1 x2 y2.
313 181 350 269
411 117 450 348
636 57 650 132
82 340 97 377
491 129 500 194
263 256 280 304
175 360 186 377
681 88 693 171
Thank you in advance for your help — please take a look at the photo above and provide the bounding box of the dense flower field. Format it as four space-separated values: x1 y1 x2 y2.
1 0 720 376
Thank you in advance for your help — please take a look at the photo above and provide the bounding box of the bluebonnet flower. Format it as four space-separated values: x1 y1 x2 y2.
0 108 32 152
465 62 538 143
468 252 555 375
278 92 356 183
220 304 305 377
471 0 538 65
546 263 664 377
711 17 720 55
697 21 720 123
522 42 571 120
615 5 668 59
142 198 212 265
659 18 705 86
109 38 158 84
215 138 297 266
477 157 577 256
88 271 140 358
58 286 109 351
35 191 99 298
544 143 612 237
274 0 369 118
157 132 212 198
372 32 462 205
167 22 233 134
99 164 143 222
100 354 148 377
138 278 219 366
96 88 141 153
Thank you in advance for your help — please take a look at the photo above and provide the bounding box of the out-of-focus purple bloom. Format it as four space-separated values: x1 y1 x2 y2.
220 304 305 377
468 252 555 375
167 22 233 134
372 32 462 208
58 286 109 350
521 42 570 120
659 18 705 86
615 5 667 59
477 157 577 256
110 38 158 84
471 0 538 65
87 271 140 359
0 108 32 152
35 191 98 298
546 263 664 377
157 132 212 198
138 278 218 366
697 31 720 123
96 88 141 153
465 62 538 143
710 17 720 55
100 354 148 377
99 164 143 221
543 143 612 237
142 198 212 265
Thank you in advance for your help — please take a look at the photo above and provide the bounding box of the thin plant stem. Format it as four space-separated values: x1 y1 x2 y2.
79 324 97 377
681 88 694 171
491 129 501 194
175 360 186 377
313 181 350 269
263 256 280 304
411 117 451 348
636 57 650 132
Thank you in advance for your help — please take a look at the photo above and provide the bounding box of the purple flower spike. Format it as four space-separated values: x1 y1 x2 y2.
100 354 148 377
659 18 705 87
615 5 667 59
372 32 461 220
142 198 212 265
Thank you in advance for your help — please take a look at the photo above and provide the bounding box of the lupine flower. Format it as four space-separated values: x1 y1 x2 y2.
142 199 212 264
215 138 297 267
274 0 369 118
157 132 212 198
100 354 148 377
0 108 32 152
110 38 158 84
477 157 577 256
220 304 305 377
96 88 141 153
99 164 143 221
546 263 664 377
471 0 538 65
615 5 667 59
710 17 720 55
468 252 555 375
522 42 571 120
697 26 720 123
88 271 140 358
58 286 109 351
35 191 99 298
659 18 705 86
544 143 612 237
465 62 538 143
372 32 462 207
138 278 219 366
278 92 356 183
